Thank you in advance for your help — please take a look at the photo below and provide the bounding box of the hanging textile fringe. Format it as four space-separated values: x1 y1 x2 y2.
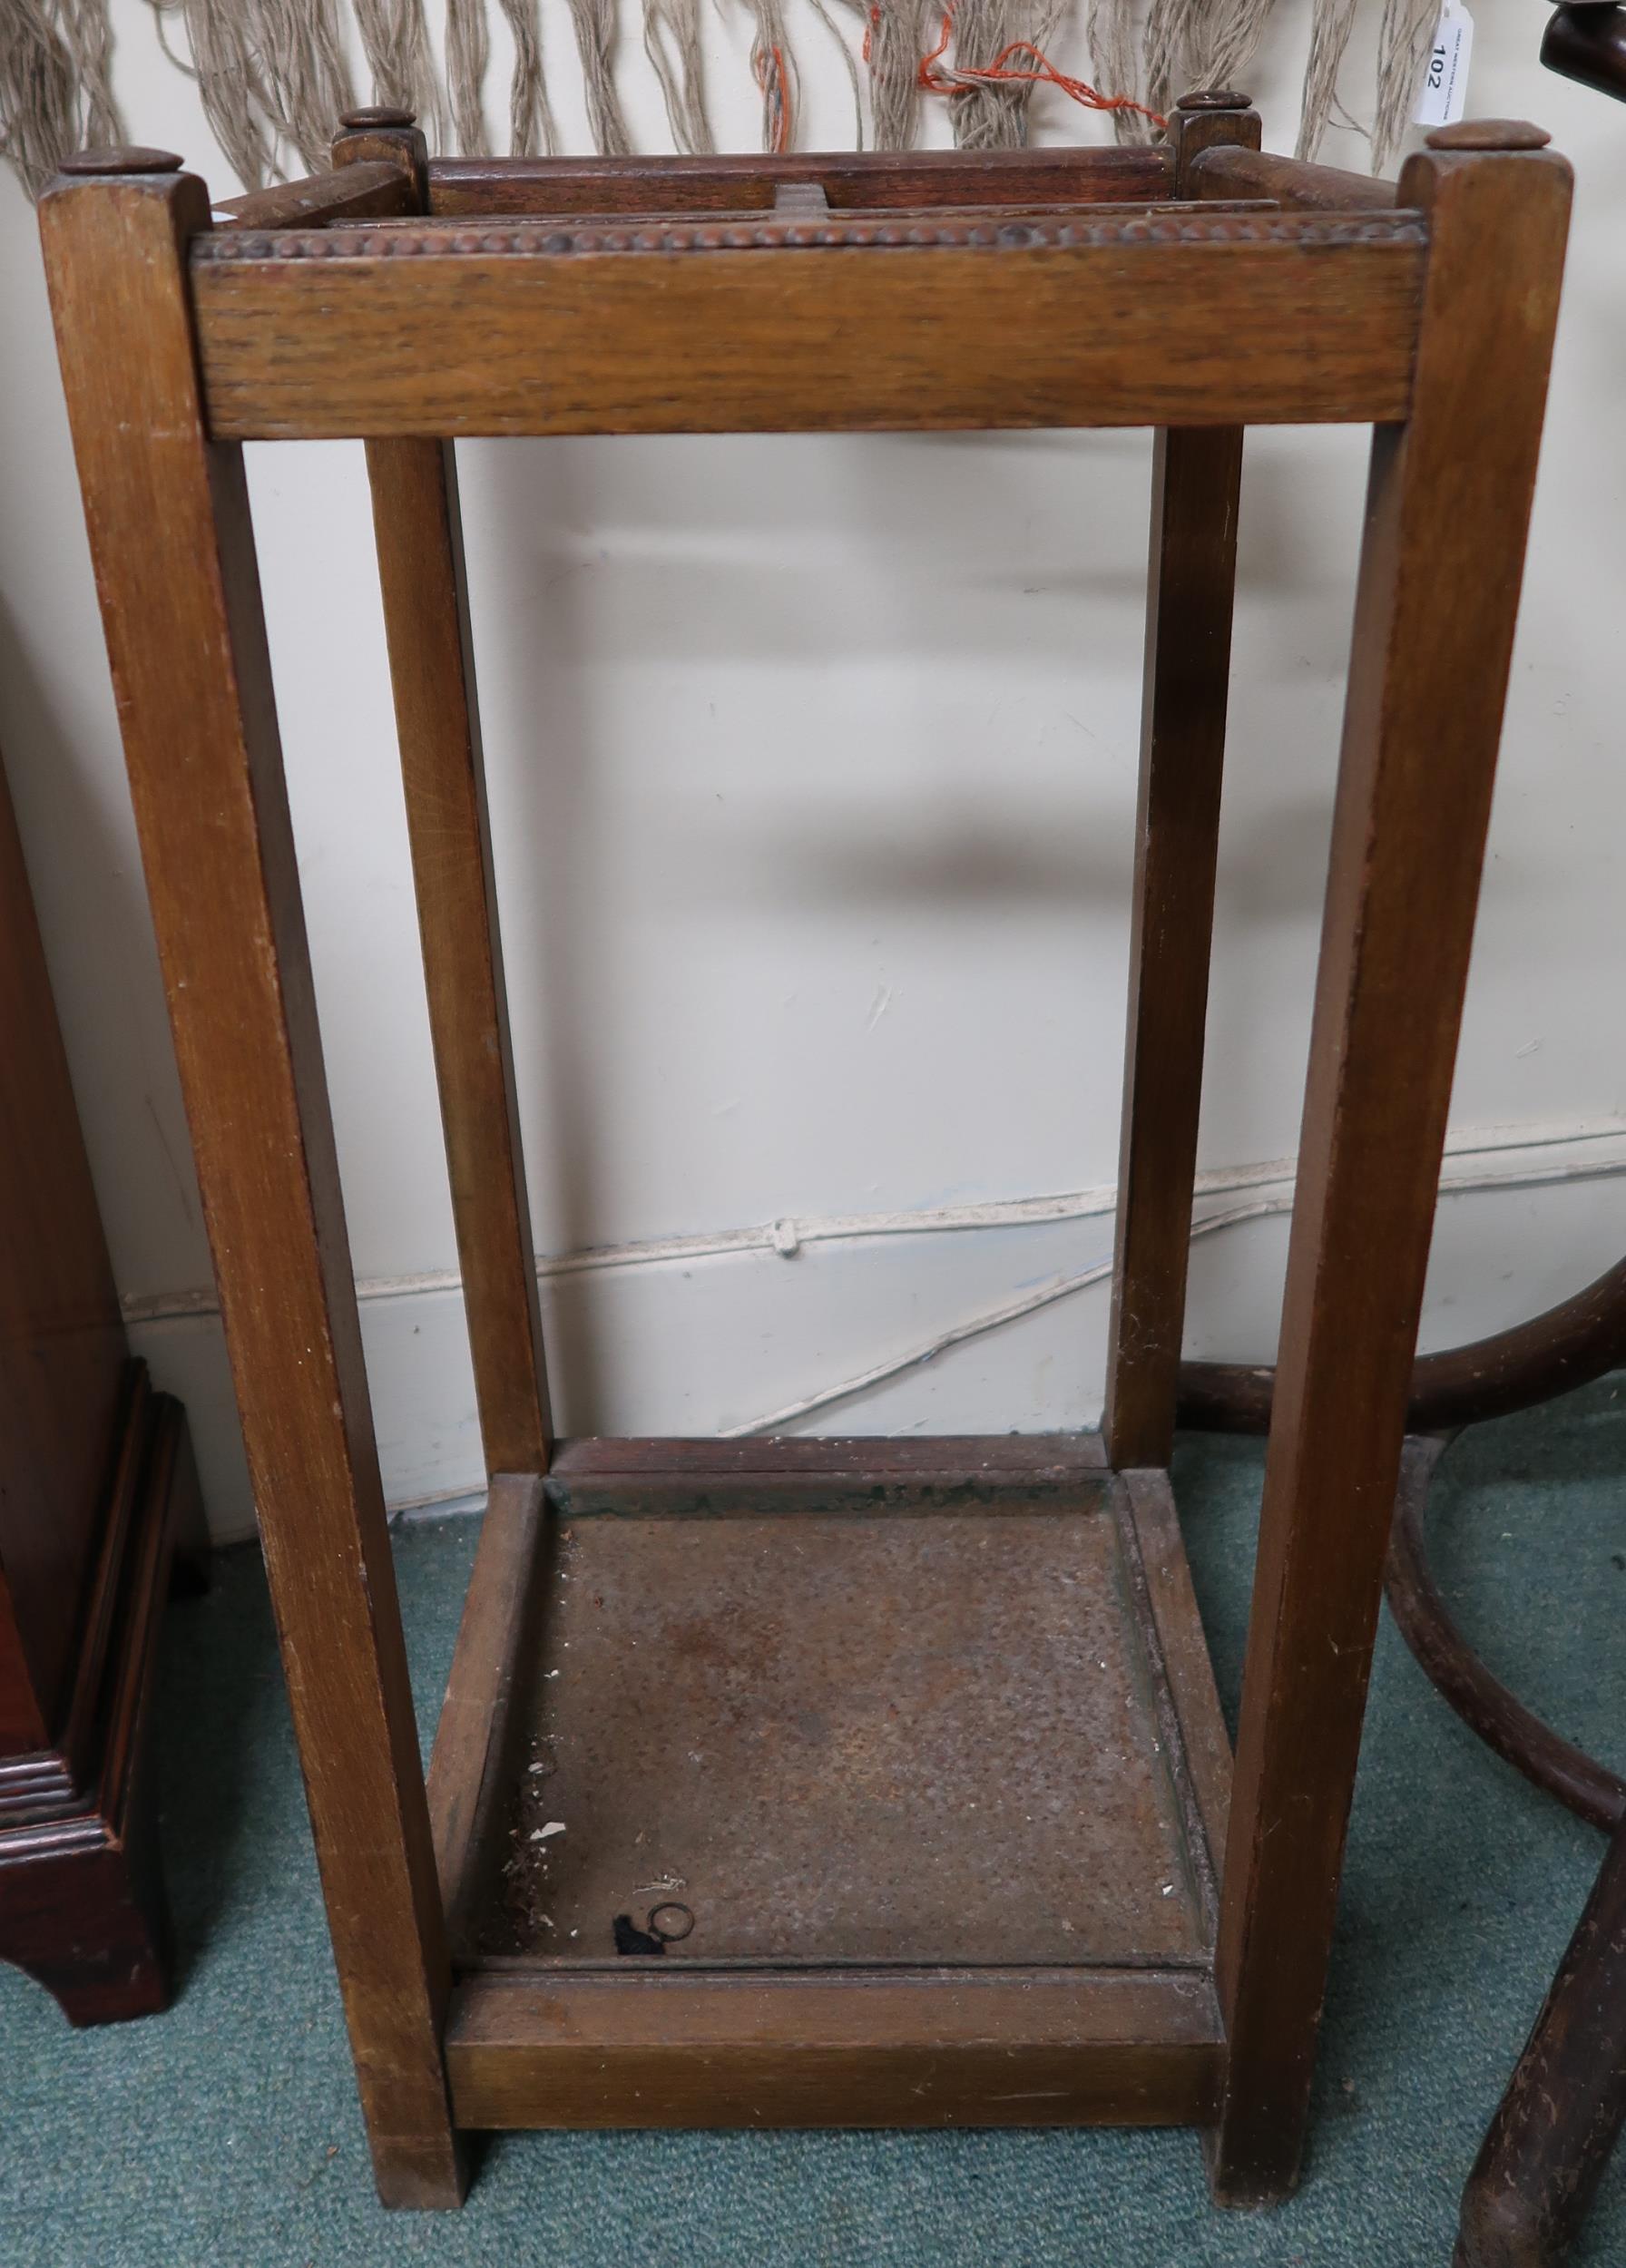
1091 0 1276 145
917 7 1162 143
564 0 632 152
493 0 558 154
1372 0 1437 171
810 0 866 147
643 0 711 153
147 0 353 181
1 4 94 196
739 0 798 154
446 0 489 152
1089 0 1440 166
1182 0 1276 92
350 0 445 143
854 0 928 148
1138 0 1185 122
1084 0 1152 142
0 0 1449 194
1297 0 1358 159
247 0 357 170
940 0 1065 147
60 0 116 143
144 1 271 191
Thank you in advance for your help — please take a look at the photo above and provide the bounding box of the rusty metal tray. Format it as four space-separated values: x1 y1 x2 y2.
436 1445 1227 1978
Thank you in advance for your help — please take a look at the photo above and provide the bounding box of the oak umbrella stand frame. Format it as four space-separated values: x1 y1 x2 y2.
40 96 1572 2213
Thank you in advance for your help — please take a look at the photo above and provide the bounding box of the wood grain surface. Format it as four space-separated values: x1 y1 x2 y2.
39 165 463 2207
427 145 1178 215
191 222 1427 441
1210 136 1572 2204
446 1967 1225 2128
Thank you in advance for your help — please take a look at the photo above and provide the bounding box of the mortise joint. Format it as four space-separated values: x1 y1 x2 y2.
773 181 832 218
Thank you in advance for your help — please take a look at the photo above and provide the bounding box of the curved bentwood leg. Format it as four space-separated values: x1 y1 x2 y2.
1210 128 1572 2202
1455 1820 1626 2268
39 159 463 2206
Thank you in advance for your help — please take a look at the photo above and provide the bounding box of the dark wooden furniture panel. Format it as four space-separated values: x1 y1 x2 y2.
0 751 126 1751
0 741 202 2021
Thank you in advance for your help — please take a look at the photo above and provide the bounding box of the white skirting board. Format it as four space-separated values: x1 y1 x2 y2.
132 1120 1626 1543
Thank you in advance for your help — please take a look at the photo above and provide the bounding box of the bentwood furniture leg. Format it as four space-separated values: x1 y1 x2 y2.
39 159 463 2207
1104 91 1258 1469
1455 1823 1626 2267
1210 132 1572 2201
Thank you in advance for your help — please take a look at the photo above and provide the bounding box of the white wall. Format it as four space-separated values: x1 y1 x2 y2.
3 3 1624 1541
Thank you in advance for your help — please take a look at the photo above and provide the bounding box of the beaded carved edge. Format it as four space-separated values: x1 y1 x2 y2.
195 210 1428 261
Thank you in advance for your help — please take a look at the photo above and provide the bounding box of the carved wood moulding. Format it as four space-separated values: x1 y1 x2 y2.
194 209 1431 263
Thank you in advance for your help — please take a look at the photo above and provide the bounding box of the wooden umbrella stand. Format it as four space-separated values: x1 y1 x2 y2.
39 95 1572 2213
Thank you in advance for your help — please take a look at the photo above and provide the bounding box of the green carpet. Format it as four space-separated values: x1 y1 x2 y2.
5 1383 1626 2267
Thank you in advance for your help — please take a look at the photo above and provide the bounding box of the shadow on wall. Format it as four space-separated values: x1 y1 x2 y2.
450 423 1396 1434
461 425 1155 1428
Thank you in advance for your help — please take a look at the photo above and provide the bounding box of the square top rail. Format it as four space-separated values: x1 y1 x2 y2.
134 122 1438 442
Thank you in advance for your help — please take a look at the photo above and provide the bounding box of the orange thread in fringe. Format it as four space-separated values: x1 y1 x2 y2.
755 42 792 153
915 8 1165 127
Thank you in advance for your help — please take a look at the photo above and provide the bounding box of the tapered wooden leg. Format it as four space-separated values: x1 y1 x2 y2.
367 437 553 1477
41 160 462 2207
1210 133 1572 2204
1105 91 1256 1471
332 112 552 1484
1104 423 1242 1468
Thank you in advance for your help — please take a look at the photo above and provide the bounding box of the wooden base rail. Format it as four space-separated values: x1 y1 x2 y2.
40 93 1571 2217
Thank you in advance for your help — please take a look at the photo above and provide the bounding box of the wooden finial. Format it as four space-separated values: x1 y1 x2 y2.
338 106 416 130
1176 90 1252 113
1425 119 1553 152
58 147 182 176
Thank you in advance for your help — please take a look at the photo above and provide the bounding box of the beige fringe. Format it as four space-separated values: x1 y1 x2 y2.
947 0 1066 149
1297 0 1357 157
848 0 926 150
0 0 1458 193
251 0 356 169
147 0 279 189
564 0 631 152
1372 0 1436 171
0 2 81 193
494 0 560 155
446 0 488 152
1085 0 1155 143
808 0 865 149
352 0 446 145
1098 0 1280 140
60 0 116 141
142 0 352 182
1184 0 1276 90
643 0 710 153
